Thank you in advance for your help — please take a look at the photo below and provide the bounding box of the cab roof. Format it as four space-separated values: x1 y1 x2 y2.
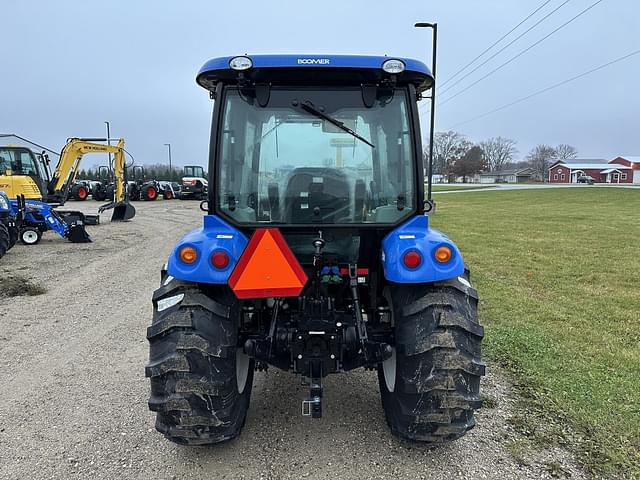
196 54 433 93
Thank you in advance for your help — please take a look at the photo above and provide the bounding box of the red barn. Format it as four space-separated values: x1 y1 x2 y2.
610 156 640 184
548 159 633 184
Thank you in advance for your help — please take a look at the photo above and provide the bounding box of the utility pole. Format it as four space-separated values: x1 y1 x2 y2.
105 121 112 171
414 22 438 203
164 143 172 171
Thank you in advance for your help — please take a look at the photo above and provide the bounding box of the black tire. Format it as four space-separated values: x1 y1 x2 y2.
8 225 18 249
72 184 89 201
92 185 106 202
142 185 158 201
378 273 485 443
0 223 9 258
20 227 42 245
146 275 254 445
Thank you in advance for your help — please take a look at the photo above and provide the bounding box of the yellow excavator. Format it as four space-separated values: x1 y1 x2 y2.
0 138 135 221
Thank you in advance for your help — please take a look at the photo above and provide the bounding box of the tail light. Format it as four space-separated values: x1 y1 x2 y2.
434 246 453 263
403 250 422 269
211 251 230 269
179 246 198 264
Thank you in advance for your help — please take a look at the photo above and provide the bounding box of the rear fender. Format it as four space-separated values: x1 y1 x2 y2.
166 215 248 284
381 215 465 283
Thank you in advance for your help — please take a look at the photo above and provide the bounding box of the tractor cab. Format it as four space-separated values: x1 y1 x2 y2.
147 54 483 446
0 146 50 200
181 165 208 199
197 55 432 262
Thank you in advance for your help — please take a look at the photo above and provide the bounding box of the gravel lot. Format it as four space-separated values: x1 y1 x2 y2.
0 201 586 480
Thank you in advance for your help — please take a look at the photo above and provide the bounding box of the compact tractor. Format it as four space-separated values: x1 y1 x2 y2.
0 192 22 258
146 54 485 445
179 165 208 200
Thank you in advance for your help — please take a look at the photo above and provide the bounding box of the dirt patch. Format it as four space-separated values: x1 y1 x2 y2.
0 274 47 298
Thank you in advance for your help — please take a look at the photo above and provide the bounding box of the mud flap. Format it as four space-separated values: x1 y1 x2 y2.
67 223 92 243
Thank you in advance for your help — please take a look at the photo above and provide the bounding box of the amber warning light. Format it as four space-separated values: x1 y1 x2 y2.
228 229 308 299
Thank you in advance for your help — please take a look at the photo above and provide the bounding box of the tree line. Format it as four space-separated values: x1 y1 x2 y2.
76 164 199 182
428 131 578 182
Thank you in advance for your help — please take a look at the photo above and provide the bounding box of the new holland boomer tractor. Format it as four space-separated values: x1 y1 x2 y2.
146 53 485 445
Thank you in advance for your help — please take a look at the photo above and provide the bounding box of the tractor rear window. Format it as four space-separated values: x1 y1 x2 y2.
216 87 416 224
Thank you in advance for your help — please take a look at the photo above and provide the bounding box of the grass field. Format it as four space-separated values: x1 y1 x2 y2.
430 187 640 477
430 184 492 191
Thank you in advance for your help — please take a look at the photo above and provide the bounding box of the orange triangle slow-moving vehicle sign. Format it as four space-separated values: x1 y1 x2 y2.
229 229 308 299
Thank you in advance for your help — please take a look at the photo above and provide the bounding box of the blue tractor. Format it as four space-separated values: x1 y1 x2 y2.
0 191 22 258
12 197 91 245
146 54 485 445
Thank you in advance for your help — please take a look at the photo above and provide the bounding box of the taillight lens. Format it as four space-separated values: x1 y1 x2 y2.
179 246 198 264
211 251 229 269
434 246 453 263
403 250 422 269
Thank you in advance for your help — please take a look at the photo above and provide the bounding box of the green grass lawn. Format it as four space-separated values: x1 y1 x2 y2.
430 188 640 477
430 184 492 191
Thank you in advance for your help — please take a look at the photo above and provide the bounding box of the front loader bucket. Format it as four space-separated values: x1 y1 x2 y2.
111 201 136 222
67 224 92 243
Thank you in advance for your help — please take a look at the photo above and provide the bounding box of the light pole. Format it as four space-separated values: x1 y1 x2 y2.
105 121 112 170
164 143 172 173
414 22 438 204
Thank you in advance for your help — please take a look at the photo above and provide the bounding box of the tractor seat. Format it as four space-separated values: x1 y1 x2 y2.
283 168 351 224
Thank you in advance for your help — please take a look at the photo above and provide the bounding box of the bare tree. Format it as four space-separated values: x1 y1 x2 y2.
452 146 486 183
426 131 469 176
480 137 518 172
526 145 557 181
555 144 578 160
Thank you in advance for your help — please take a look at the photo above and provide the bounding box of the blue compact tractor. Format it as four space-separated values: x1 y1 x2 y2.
0 192 21 258
146 53 485 445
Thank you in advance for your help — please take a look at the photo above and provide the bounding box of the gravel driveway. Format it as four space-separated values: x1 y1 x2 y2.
0 201 586 479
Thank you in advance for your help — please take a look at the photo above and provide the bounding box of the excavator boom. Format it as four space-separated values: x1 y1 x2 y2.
54 138 135 221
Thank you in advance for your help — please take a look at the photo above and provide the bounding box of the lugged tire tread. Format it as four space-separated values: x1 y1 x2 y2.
146 278 253 445
379 275 485 443
0 223 9 257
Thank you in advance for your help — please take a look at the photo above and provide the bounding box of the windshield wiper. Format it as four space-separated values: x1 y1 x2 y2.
298 100 375 149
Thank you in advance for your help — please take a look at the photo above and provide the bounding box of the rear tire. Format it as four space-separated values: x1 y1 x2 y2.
8 226 18 249
142 185 158 201
0 223 9 258
20 227 42 245
146 275 254 445
72 185 88 201
92 186 106 202
378 273 485 443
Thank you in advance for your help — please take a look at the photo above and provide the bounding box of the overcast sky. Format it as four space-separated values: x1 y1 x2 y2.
2 0 638 168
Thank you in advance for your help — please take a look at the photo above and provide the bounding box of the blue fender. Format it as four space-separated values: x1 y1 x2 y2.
167 215 248 284
381 215 464 283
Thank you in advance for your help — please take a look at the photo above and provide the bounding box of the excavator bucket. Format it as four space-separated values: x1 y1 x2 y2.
111 201 136 222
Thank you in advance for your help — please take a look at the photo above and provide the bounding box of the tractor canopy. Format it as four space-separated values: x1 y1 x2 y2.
197 55 432 230
197 55 433 92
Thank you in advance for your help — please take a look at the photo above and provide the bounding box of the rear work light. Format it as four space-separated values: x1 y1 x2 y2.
403 250 422 269
382 59 405 74
229 56 253 71
179 246 198 264
211 251 230 269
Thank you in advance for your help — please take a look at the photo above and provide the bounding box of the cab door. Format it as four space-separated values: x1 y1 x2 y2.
0 148 16 197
